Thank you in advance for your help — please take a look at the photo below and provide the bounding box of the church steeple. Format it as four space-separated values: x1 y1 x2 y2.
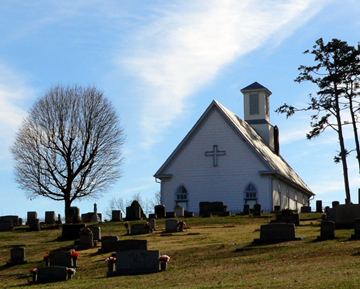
241 82 275 150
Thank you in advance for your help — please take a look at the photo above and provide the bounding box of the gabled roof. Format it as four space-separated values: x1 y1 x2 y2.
154 100 313 196
241 81 272 95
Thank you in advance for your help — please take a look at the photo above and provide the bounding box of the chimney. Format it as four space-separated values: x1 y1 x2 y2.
274 125 280 156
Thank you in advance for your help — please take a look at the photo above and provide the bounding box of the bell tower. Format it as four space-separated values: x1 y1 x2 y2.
241 82 275 150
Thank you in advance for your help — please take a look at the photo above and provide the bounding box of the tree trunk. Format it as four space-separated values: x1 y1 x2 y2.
348 95 360 176
64 196 72 223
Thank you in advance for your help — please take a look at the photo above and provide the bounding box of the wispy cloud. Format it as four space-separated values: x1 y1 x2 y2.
120 0 328 148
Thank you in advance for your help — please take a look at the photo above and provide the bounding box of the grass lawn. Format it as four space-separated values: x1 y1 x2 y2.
1 214 360 288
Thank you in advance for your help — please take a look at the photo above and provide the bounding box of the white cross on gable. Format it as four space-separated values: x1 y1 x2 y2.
205 145 226 166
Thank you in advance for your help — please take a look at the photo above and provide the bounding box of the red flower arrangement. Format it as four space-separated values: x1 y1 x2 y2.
159 254 171 262
43 254 50 261
144 221 150 229
30 267 38 274
70 249 79 259
105 256 117 264
177 220 186 228
80 227 92 234
67 268 76 275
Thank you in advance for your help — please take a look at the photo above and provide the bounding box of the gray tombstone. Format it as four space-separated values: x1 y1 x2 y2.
35 266 70 283
165 219 178 233
88 226 101 241
0 220 14 232
130 223 151 235
67 207 81 223
149 218 156 231
90 203 100 222
154 205 166 218
149 213 157 219
185 212 194 218
301 206 311 213
58 214 62 224
253 204 262 216
318 221 335 240
112 210 122 221
166 212 176 218
27 211 38 224
45 211 56 224
0 215 20 226
174 206 184 217
316 200 323 213
126 206 141 221
108 250 160 277
100 236 119 253
255 223 302 243
115 239 148 251
332 201 340 208
243 204 250 215
351 218 360 239
276 213 300 226
62 223 86 239
29 219 40 231
274 205 281 212
80 232 94 249
49 251 74 267
10 246 27 265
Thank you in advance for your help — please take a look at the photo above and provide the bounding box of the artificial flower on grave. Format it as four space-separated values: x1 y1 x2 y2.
43 254 50 261
177 220 186 228
67 268 76 275
124 221 129 229
79 227 93 235
70 249 79 259
30 267 38 274
159 254 171 263
105 256 117 264
144 221 151 229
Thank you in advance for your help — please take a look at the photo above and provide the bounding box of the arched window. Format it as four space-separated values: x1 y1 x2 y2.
175 185 188 210
244 182 257 209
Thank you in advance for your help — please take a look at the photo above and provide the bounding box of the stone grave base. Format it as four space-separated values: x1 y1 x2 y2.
254 223 303 243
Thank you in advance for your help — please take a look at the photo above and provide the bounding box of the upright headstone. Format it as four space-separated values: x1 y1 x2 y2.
79 231 94 249
130 223 151 235
318 221 335 240
112 210 122 221
332 201 340 208
100 236 119 253
243 204 250 215
45 211 56 224
34 266 71 283
254 223 302 243
174 206 184 217
165 219 178 233
274 205 281 212
253 204 262 216
316 200 323 213
154 205 166 218
49 251 74 267
9 246 27 265
149 218 156 231
62 224 86 239
0 220 14 231
67 207 81 223
90 203 100 222
88 226 101 241
58 214 62 224
351 218 360 239
166 212 176 218
27 211 38 224
301 206 311 213
108 250 160 277
0 215 20 226
29 219 40 231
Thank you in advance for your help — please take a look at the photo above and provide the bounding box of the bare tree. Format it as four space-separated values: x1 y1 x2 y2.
11 85 125 221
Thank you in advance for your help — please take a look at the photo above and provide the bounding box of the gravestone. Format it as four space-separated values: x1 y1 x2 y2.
0 215 20 226
165 219 178 233
67 207 81 223
317 221 335 240
316 200 323 213
126 206 141 221
199 201 226 216
149 218 156 231
90 203 100 222
100 236 119 253
273 205 281 212
112 210 122 221
29 219 40 231
130 223 151 235
243 204 250 215
351 218 360 239
0 220 14 231
80 232 94 249
174 206 184 217
301 206 311 213
254 223 302 243
27 211 38 224
276 212 300 226
62 223 86 239
57 214 62 224
34 266 72 283
49 251 74 267
332 201 340 208
166 212 176 218
45 211 56 224
154 205 166 218
9 246 27 265
88 226 101 241
149 213 157 219
253 204 262 216
107 250 160 277
185 211 194 218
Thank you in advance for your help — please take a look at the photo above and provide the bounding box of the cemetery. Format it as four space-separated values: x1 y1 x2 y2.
3 206 360 288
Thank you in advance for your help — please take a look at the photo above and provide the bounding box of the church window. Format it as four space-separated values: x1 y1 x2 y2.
250 94 259 115
244 182 257 209
175 185 188 210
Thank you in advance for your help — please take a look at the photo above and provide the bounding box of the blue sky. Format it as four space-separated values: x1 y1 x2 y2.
0 0 360 219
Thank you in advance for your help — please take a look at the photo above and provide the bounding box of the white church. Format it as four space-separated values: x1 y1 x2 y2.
154 82 314 214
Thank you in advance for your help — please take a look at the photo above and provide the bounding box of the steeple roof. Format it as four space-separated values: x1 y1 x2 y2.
241 82 272 95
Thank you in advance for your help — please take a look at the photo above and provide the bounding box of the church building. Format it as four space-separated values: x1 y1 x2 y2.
154 82 314 214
